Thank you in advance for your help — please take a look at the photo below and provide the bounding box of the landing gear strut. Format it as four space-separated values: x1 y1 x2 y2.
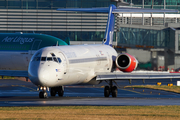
104 80 118 97
50 86 64 97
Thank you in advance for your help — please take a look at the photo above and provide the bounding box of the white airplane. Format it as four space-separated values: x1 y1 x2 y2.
23 5 180 98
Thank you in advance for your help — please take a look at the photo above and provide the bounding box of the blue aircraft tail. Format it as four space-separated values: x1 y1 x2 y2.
103 5 116 46
57 5 178 46
57 4 116 46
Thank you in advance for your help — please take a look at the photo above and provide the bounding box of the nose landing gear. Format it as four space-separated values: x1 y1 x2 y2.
39 91 48 98
38 86 49 98
37 86 64 98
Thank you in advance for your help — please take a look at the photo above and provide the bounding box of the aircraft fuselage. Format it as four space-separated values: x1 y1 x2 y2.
28 44 117 87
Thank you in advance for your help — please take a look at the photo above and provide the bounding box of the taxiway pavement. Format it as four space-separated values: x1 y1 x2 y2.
0 79 180 106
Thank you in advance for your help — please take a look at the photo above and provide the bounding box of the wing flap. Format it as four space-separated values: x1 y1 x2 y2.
0 70 28 77
96 72 180 80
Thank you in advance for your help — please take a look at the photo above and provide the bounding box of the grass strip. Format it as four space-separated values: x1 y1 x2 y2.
0 106 179 120
0 76 15 79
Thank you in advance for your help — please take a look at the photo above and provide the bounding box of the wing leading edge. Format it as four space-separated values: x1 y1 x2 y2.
96 72 180 80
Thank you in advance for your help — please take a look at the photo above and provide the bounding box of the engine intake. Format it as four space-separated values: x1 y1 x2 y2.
116 53 138 72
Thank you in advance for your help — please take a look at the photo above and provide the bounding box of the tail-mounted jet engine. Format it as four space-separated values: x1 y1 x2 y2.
115 53 138 72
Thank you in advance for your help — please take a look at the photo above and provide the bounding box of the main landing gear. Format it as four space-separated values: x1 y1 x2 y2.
50 86 64 97
38 86 64 98
104 80 118 97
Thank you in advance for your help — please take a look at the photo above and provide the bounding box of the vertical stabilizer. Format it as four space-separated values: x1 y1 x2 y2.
57 5 116 46
57 4 177 46
103 5 116 46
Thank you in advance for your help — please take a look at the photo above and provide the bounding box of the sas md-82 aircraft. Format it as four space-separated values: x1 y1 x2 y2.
27 4 180 98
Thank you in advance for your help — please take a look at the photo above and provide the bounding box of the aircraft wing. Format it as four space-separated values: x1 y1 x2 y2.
0 70 28 77
96 71 180 80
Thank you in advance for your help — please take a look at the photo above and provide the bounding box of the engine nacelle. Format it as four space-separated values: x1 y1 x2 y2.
116 53 138 72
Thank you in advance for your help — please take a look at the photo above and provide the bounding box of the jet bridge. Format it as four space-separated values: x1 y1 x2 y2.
114 20 180 71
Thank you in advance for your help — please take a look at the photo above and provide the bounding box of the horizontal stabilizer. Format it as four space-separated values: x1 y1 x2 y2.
57 4 178 46
57 7 109 13
57 6 178 13
113 7 179 13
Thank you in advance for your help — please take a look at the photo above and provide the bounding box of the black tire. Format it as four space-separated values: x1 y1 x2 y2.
39 91 44 98
58 86 64 97
39 91 48 98
112 86 118 97
50 88 56 96
104 86 110 97
43 91 48 98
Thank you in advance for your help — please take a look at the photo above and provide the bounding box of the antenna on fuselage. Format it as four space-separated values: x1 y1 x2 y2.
56 41 59 46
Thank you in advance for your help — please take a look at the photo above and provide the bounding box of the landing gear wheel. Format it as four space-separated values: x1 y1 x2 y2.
104 86 110 97
58 86 64 97
39 91 48 98
50 88 56 96
104 80 118 98
112 86 118 97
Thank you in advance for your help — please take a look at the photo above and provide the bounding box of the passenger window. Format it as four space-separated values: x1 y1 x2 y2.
41 57 46 61
47 57 53 61
57 58 61 63
53 57 58 63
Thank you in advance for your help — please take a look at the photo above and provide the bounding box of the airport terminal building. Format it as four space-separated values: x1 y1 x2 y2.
1 0 180 70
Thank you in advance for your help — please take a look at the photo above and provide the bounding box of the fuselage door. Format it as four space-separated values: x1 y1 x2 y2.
58 52 67 74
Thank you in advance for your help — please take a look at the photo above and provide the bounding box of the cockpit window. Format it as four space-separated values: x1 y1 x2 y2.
47 57 53 61
33 57 40 61
57 58 61 63
41 57 46 61
51 53 56 57
53 57 58 63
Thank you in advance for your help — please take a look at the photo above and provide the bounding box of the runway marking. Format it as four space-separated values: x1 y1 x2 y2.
20 85 37 92
121 88 146 95
10 85 37 92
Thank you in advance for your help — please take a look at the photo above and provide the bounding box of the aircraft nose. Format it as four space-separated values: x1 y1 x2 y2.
37 69 50 85
28 69 49 86
29 62 60 87
28 64 50 86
